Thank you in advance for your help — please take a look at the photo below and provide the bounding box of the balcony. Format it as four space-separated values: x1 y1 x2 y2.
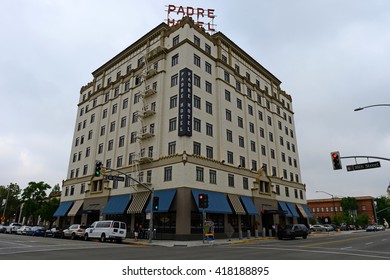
145 68 157 79
137 126 155 140
139 104 156 118
142 85 157 98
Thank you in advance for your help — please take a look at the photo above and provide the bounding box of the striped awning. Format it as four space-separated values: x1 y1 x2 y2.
227 194 246 215
296 204 308 218
67 200 83 217
127 192 150 214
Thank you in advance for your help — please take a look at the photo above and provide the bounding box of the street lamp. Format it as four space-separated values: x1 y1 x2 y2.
354 104 390 111
316 190 336 219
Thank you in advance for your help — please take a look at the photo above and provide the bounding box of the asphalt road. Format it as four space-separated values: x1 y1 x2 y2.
1 230 390 260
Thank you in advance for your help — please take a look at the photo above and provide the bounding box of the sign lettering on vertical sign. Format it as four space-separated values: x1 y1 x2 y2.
178 68 192 137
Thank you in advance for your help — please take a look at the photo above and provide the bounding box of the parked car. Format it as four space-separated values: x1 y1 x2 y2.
310 225 327 232
16 225 32 235
45 227 63 238
26 226 46 236
62 224 88 239
84 220 127 242
366 225 376 232
0 224 8 233
374 225 385 231
323 224 334 231
5 223 22 234
278 224 309 240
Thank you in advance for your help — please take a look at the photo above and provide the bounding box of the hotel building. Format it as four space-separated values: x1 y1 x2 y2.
55 17 311 240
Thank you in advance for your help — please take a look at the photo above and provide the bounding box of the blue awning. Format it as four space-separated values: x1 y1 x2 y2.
191 189 233 214
301 204 313 218
240 196 259 215
53 201 73 217
102 194 132 215
146 189 176 213
278 201 292 217
286 202 300 217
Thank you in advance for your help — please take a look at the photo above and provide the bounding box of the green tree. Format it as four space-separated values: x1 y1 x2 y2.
21 181 51 225
374 196 390 224
38 197 60 228
50 184 61 196
0 183 21 223
341 197 358 218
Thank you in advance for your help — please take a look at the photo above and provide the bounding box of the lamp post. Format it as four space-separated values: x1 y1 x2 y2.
354 104 390 111
316 190 336 221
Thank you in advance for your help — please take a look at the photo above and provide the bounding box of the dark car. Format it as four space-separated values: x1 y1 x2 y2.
278 224 309 240
26 226 46 236
45 227 63 238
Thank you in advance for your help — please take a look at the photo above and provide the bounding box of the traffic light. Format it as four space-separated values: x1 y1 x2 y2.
198 193 209 208
331 151 342 170
95 161 102 176
153 196 159 211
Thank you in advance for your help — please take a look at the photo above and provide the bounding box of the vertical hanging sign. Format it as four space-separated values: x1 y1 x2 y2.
178 68 192 136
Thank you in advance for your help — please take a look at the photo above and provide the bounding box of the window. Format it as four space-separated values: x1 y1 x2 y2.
237 117 243 128
194 95 201 109
227 151 234 164
118 136 125 147
225 109 232 121
224 71 230 82
164 167 172 181
205 62 212 74
194 118 201 132
243 177 249 190
171 74 178 87
121 116 127 128
108 140 113 151
193 141 201 155
170 95 177 108
194 74 201 87
206 145 213 158
236 98 242 109
239 136 245 148
206 123 213 136
123 98 128 109
168 141 176 155
206 101 212 114
110 121 116 132
228 174 234 187
117 156 123 168
205 81 212 93
209 170 216 184
171 54 179 66
239 156 245 167
226 129 233 142
205 43 211 54
285 187 290 197
194 35 200 46
225 90 231 101
194 54 201 67
173 35 179 46
196 167 204 181
169 118 177 131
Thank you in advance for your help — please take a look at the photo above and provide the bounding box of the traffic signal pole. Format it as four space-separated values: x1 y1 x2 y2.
95 165 155 243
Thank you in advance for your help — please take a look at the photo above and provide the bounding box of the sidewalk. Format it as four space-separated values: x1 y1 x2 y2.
123 236 275 247
123 229 365 247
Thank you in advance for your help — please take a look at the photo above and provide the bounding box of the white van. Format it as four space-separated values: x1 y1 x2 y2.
83 220 127 242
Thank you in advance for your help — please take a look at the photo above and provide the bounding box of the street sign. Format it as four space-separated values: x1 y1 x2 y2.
346 161 381 172
103 175 125 181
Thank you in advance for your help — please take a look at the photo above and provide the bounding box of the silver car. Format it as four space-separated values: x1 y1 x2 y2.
61 224 88 239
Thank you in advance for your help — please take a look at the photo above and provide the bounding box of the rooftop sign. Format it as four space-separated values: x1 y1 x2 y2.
166 4 216 32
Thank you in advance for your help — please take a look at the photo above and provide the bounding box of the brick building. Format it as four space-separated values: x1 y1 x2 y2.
307 196 376 224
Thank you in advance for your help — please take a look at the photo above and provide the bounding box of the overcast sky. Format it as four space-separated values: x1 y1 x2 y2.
1 0 389 200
